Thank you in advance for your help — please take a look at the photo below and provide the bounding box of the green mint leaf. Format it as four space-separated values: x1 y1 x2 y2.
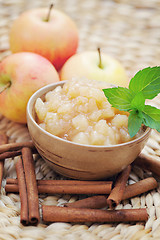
128 110 143 137
103 66 160 135
142 105 160 132
129 66 160 99
103 87 134 111
131 92 145 111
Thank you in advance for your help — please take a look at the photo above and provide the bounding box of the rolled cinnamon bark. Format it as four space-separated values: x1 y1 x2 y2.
0 150 21 160
5 184 20 193
39 183 112 194
15 157 29 226
134 155 160 177
6 178 112 186
0 141 35 154
22 147 40 225
107 165 131 209
64 177 157 209
122 177 158 199
0 133 8 190
5 182 112 195
64 195 107 209
42 205 148 223
0 147 38 161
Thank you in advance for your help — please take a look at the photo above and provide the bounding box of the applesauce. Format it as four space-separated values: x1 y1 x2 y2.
35 78 141 145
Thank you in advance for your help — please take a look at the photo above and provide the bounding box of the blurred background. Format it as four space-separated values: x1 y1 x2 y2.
0 0 160 79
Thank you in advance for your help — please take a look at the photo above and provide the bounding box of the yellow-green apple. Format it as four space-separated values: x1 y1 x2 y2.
60 50 128 87
0 52 59 123
9 5 79 71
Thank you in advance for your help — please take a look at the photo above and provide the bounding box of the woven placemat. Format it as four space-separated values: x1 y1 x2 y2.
0 0 160 239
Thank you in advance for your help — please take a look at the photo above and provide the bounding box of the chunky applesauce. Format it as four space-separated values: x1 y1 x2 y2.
35 78 141 145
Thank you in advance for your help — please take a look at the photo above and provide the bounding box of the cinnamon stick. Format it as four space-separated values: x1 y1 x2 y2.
0 133 8 190
122 177 158 200
134 155 160 177
6 178 112 186
36 183 112 194
0 141 35 154
64 195 107 209
0 148 38 161
15 157 29 226
64 177 158 209
0 150 21 160
5 182 112 195
21 147 40 225
107 165 131 209
42 205 148 223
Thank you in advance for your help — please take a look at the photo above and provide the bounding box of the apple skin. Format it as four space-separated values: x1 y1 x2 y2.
9 8 79 71
60 51 128 87
0 52 59 123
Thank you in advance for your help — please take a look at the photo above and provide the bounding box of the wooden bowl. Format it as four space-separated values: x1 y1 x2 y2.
27 81 151 180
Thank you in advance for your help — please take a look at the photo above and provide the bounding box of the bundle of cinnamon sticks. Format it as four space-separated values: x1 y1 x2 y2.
0 132 159 225
7 164 154 224
0 133 36 189
0 133 39 225
41 164 158 223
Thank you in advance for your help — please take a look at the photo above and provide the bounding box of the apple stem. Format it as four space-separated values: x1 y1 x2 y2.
45 3 54 22
98 47 103 69
0 82 11 94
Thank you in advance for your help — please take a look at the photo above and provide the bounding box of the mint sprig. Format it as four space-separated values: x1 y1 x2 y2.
103 66 160 137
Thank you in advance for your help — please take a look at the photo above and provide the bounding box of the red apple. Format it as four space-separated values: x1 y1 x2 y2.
0 52 59 123
60 50 128 87
9 6 79 71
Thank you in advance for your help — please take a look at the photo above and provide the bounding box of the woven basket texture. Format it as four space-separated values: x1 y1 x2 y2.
0 0 160 239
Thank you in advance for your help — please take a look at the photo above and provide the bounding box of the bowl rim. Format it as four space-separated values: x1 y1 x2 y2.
27 81 151 149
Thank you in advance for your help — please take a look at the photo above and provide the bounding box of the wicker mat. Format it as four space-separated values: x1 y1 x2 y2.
0 0 160 239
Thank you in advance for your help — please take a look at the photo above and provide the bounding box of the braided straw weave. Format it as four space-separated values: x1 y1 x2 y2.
0 0 160 239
